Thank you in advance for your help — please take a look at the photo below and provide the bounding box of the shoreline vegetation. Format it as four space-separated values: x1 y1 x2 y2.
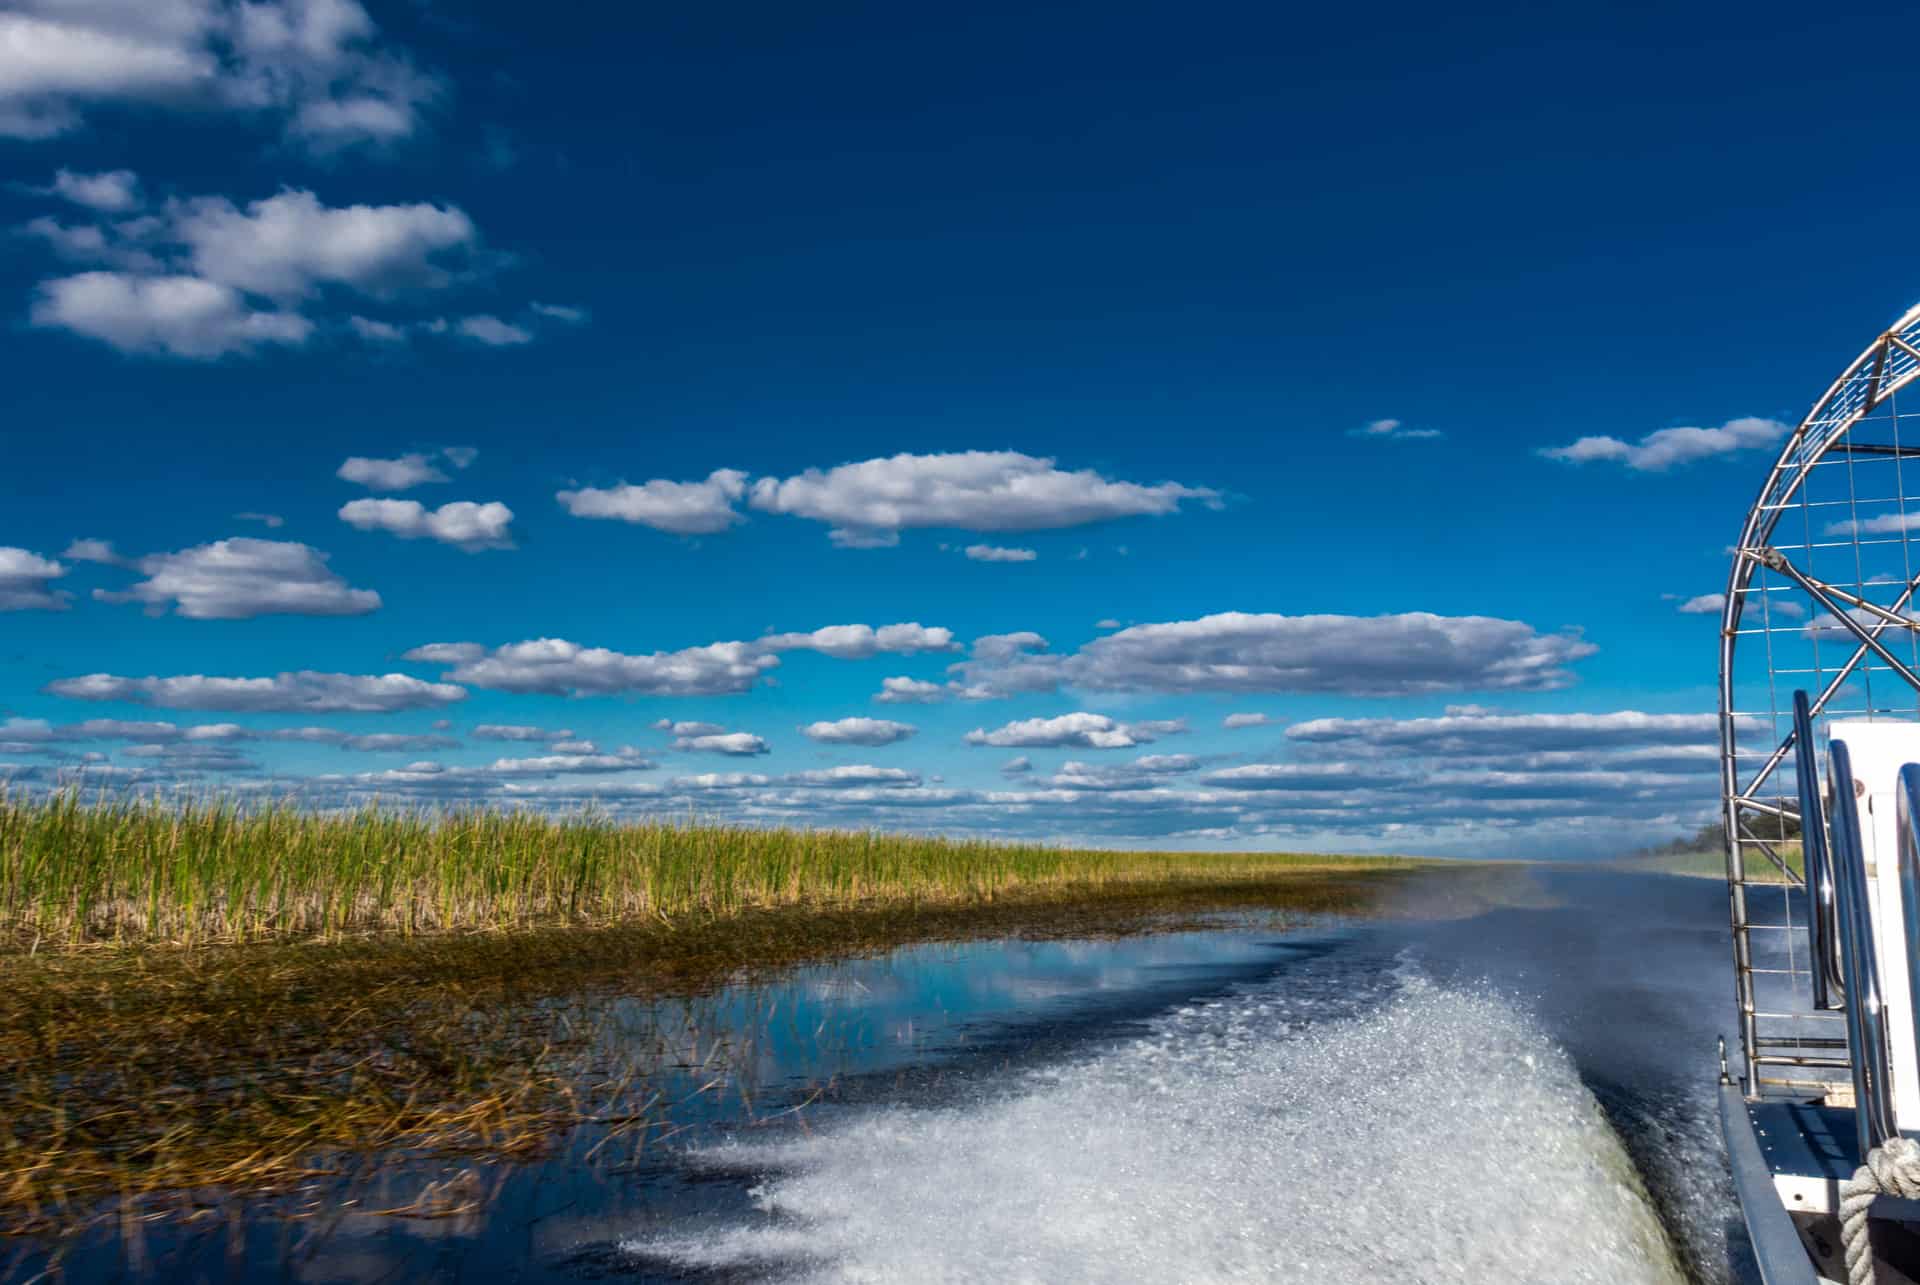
2 792 1429 950
0 793 1445 1239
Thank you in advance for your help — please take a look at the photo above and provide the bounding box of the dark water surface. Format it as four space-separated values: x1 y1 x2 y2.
11 868 1753 1284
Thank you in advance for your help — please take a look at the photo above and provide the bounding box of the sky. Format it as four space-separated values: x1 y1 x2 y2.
4 0 1919 856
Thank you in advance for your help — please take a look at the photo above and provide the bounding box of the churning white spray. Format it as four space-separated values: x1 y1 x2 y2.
636 969 1687 1284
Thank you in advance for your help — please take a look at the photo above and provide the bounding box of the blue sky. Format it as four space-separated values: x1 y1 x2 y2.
2 0 1916 855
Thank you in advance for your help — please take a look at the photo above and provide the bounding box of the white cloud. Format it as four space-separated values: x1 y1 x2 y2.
1222 712 1273 729
170 190 476 300
1000 755 1033 777
800 717 917 746
1284 709 1722 753
748 451 1220 547
0 547 69 611
964 712 1171 750
556 470 749 535
442 446 478 469
1826 512 1920 537
234 512 284 528
455 314 530 346
45 167 141 212
348 315 405 342
759 623 958 659
60 538 120 563
0 0 441 151
47 670 466 713
30 271 311 358
269 727 457 752
409 638 778 697
785 765 918 788
1348 418 1443 441
471 724 574 743
94 538 378 618
965 544 1037 562
951 612 1597 698
337 453 447 490
530 302 588 324
338 498 514 551
1538 417 1789 471
1676 593 1724 615
653 719 726 737
875 676 947 704
1202 762 1393 791
675 731 768 756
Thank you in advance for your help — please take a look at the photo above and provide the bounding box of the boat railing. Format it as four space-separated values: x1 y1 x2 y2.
1829 738 1897 1155
1795 690 1843 1011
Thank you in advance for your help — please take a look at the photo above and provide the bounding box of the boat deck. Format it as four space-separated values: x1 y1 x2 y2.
1751 1100 1859 1213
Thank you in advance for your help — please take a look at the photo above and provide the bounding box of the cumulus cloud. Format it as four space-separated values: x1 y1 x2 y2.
337 453 448 490
44 168 141 212
875 676 948 704
556 470 749 535
1538 417 1790 471
0 716 251 745
748 451 1220 548
338 498 514 551
269 727 458 752
1000 755 1033 777
455 314 530 346
1202 762 1398 791
1349 418 1443 441
18 186 575 360
46 670 466 713
31 271 311 358
1222 712 1274 729
784 765 919 789
0 547 69 611
407 638 778 697
1826 512 1920 537
950 612 1596 698
964 712 1174 750
1676 593 1725 615
759 623 958 659
94 538 378 618
167 190 475 299
965 544 1037 562
673 731 769 756
1044 756 1204 790
471 724 574 743
800 717 917 746
1284 709 1722 754
0 0 441 150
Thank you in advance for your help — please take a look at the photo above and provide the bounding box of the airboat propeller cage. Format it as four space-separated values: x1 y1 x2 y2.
1720 300 1920 1109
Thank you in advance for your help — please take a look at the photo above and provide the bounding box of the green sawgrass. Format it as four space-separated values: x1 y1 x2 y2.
1 790 1423 950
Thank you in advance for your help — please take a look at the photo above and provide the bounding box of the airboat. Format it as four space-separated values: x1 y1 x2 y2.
1719 301 1920 1285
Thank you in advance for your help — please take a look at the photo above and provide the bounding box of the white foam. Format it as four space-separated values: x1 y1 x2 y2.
634 971 1688 1284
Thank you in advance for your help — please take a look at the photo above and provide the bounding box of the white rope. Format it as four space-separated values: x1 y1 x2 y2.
1840 1135 1920 1285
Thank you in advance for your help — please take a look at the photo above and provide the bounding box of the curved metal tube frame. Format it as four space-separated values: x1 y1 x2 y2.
1829 740 1896 1156
1720 303 1920 1090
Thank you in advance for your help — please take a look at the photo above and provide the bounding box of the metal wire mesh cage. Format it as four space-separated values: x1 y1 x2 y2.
1722 303 1920 1097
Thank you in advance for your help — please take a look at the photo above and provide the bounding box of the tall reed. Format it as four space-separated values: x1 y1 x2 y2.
0 790 1410 948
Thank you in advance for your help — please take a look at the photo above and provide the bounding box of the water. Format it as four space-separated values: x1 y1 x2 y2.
11 868 1754 1284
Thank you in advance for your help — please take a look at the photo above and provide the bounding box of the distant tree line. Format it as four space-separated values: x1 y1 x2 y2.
1634 809 1802 858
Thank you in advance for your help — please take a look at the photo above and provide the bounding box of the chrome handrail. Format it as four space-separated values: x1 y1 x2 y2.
1898 764 1920 1113
1795 691 1843 1009
1830 739 1897 1155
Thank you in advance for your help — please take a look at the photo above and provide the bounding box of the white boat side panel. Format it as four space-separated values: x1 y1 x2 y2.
1830 722 1920 1133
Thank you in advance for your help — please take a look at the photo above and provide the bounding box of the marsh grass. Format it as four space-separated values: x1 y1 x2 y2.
0 792 1437 1237
0 790 1421 950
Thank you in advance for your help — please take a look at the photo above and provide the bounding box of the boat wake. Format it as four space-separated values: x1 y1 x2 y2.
631 963 1688 1284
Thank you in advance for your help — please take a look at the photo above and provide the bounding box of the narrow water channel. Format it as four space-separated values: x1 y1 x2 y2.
12 868 1754 1285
